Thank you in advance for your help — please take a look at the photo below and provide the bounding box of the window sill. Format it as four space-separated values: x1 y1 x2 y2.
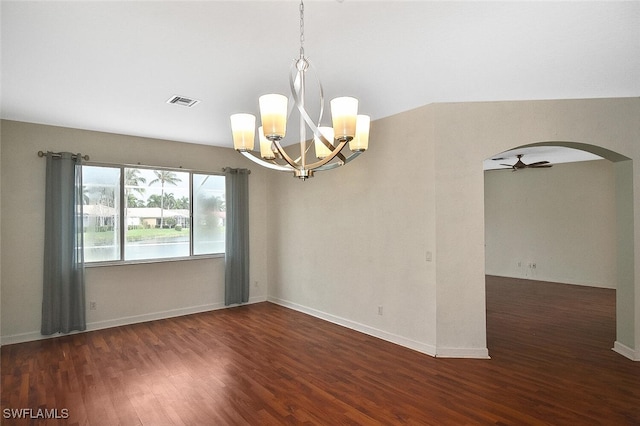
85 253 225 268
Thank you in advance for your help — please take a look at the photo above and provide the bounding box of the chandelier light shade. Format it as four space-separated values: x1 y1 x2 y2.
259 127 276 160
314 127 334 159
259 94 288 140
229 0 370 180
330 97 359 141
350 115 371 152
230 113 256 151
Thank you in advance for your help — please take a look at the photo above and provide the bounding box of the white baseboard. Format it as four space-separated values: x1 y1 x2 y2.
0 295 268 346
613 341 639 361
268 297 492 359
2 295 493 361
268 296 443 357
435 347 491 359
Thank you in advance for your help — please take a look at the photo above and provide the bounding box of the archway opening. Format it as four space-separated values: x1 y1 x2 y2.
483 141 633 358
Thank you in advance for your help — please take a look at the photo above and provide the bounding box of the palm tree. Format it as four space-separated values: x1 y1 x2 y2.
125 168 147 196
149 170 182 228
163 193 177 210
127 193 145 208
125 168 147 217
206 195 225 212
146 194 163 208
195 195 225 231
98 187 116 207
176 196 190 210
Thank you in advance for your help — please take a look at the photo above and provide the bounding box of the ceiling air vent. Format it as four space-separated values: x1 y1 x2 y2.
166 95 200 108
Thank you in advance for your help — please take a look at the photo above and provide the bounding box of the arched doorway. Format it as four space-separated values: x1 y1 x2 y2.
483 141 634 357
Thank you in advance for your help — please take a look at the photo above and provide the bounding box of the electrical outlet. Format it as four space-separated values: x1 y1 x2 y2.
89 301 97 311
377 306 383 315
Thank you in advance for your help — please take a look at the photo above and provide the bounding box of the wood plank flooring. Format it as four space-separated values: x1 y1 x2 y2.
2 276 639 425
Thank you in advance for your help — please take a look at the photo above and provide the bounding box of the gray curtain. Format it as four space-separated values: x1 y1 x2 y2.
224 167 250 305
42 152 86 335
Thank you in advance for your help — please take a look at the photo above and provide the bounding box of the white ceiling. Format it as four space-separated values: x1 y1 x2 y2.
483 146 603 171
2 1 639 157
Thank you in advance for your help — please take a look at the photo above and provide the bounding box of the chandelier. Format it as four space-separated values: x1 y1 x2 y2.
230 0 370 180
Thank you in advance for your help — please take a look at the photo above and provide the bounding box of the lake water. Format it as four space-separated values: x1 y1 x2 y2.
85 236 224 262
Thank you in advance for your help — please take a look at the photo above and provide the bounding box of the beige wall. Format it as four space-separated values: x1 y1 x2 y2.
0 121 3 339
0 120 271 343
2 97 638 361
267 105 439 355
614 159 636 352
485 159 617 288
268 97 639 360
433 98 639 359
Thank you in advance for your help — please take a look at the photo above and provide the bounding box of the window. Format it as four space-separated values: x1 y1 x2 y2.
83 166 121 262
193 173 226 255
82 164 225 264
125 168 190 261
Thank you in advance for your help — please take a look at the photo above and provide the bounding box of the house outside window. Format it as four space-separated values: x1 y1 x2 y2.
82 165 225 264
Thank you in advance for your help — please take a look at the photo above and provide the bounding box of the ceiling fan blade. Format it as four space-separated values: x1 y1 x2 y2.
529 164 553 168
500 164 514 168
526 161 550 167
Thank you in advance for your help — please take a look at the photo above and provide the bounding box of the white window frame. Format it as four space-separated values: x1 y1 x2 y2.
82 162 225 266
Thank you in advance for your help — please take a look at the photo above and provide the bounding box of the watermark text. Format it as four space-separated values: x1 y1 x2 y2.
3 408 69 420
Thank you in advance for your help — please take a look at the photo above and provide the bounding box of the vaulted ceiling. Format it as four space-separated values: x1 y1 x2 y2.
2 1 639 153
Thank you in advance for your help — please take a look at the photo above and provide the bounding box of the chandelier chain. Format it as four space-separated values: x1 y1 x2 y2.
299 1 305 57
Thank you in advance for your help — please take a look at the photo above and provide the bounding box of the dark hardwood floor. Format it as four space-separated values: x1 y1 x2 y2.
2 276 639 425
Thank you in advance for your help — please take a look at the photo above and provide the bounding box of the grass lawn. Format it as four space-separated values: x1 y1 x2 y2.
85 227 189 245
126 227 189 242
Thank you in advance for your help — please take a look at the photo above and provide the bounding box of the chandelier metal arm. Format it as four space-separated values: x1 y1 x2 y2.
315 133 347 163
302 139 349 169
239 147 361 175
270 135 348 172
288 55 349 167
315 150 363 172
272 140 305 170
239 150 294 172
289 60 325 135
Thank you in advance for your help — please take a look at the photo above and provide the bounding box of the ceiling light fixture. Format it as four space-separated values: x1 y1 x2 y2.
229 0 370 180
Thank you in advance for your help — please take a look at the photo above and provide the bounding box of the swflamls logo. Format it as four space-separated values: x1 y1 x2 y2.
3 408 69 419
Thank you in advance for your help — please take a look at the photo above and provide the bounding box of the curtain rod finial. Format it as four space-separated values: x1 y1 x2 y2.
37 151 89 161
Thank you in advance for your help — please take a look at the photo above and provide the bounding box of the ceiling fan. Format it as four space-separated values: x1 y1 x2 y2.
498 154 552 171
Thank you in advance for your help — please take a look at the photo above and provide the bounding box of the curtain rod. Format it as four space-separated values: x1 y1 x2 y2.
38 151 90 161
37 151 250 174
222 167 251 174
